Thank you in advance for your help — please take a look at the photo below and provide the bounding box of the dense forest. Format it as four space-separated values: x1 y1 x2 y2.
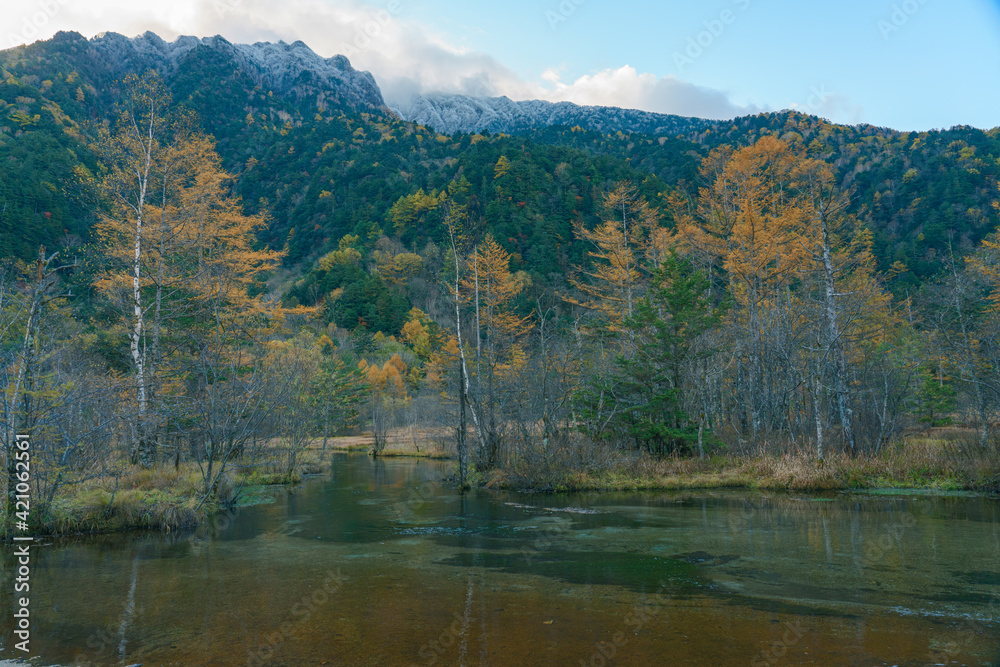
1 33 999 533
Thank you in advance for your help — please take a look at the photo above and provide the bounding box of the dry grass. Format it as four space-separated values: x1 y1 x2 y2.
4 464 210 537
2 440 345 538
489 433 1000 494
327 428 452 458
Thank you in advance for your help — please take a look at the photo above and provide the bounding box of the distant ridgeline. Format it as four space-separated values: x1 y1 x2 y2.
389 93 716 137
1 30 998 304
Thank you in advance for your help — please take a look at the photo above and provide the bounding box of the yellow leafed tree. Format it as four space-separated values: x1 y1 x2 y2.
461 233 529 467
568 181 661 336
675 136 895 451
94 73 286 473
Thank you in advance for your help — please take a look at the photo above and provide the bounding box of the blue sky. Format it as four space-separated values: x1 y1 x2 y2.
401 0 1000 130
1 0 998 129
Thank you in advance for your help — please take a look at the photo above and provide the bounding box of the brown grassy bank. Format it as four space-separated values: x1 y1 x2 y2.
0 429 454 539
486 431 1000 495
0 442 334 538
327 427 452 458
6 428 997 538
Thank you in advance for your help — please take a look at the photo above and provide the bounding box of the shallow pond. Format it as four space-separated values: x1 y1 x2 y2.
2 454 999 666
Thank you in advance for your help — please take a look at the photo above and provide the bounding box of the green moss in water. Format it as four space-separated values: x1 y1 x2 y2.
234 485 277 507
437 548 703 593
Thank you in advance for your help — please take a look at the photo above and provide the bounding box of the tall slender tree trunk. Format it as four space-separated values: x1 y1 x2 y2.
452 236 467 485
131 209 148 465
748 285 763 438
474 247 481 380
148 207 168 460
6 248 45 514
697 364 707 459
814 375 824 460
458 358 467 489
130 118 156 468
538 304 551 445
819 206 855 453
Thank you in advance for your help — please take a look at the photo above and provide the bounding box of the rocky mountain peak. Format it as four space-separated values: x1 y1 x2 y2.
84 31 385 111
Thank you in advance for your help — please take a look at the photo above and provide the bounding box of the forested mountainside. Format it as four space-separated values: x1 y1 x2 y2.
527 117 1000 287
0 29 389 260
2 31 998 299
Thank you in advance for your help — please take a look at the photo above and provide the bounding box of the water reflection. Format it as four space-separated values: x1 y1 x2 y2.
0 453 997 666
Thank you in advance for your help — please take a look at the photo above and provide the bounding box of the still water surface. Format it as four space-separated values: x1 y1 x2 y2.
1 454 999 666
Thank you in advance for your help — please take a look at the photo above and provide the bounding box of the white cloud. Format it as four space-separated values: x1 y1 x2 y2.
540 67 561 84
0 0 760 120
529 65 761 119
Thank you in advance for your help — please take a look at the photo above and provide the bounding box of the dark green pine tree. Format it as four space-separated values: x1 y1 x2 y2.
309 354 369 451
615 253 723 455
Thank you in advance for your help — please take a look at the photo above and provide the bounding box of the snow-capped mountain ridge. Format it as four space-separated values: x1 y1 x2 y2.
84 31 385 110
390 93 716 136
37 31 718 135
